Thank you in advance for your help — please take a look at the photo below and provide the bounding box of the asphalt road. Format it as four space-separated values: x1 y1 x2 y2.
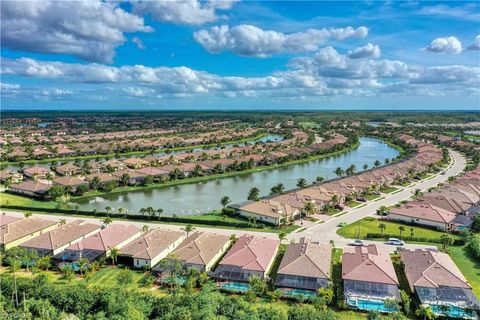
2 149 466 251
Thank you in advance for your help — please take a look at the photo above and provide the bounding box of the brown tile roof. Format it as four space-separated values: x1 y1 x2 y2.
170 232 230 266
11 180 51 193
277 238 331 279
23 166 51 175
342 244 399 285
1 217 57 245
217 234 280 272
66 224 141 252
390 202 457 224
119 228 184 260
54 176 89 187
400 249 471 291
20 220 100 251
0 213 22 227
239 199 297 219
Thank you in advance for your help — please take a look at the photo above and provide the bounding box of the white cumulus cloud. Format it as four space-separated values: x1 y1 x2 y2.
133 0 237 25
194 25 368 57
425 36 463 54
0 0 153 63
347 43 381 59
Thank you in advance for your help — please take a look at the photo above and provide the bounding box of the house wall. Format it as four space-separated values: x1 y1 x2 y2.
3 223 59 251
51 227 102 256
388 213 447 231
238 210 279 226
265 245 280 277
205 239 232 272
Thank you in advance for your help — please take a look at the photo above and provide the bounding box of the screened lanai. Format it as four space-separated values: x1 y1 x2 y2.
344 279 400 300
275 274 329 291
212 264 265 282
417 286 480 311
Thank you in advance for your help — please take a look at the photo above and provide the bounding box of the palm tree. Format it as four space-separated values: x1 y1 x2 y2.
105 206 112 215
156 208 164 218
376 206 389 216
102 216 113 227
316 176 325 183
4 177 12 190
59 219 67 225
378 223 387 236
440 234 454 252
247 187 260 201
398 226 405 237
183 224 195 237
117 207 124 217
413 189 423 199
139 207 146 217
229 234 237 243
109 248 119 266
270 183 285 195
278 231 287 242
220 196 231 208
331 194 340 205
374 160 381 167
91 176 101 190
142 225 150 232
24 211 33 218
120 173 130 186
363 163 369 170
303 201 317 217
410 228 414 238
296 178 307 188
334 167 344 177
78 257 89 277
416 305 434 320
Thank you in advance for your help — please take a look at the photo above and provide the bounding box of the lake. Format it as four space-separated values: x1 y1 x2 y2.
74 137 399 216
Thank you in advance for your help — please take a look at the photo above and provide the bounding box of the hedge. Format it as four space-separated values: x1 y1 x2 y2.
0 204 263 229
365 233 465 245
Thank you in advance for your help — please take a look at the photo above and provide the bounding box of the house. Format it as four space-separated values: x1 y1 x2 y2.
122 157 149 169
1 216 58 251
342 244 400 313
23 166 52 179
9 180 51 198
19 220 100 256
118 228 186 269
136 167 169 180
85 173 119 186
55 163 82 176
275 238 332 294
53 176 89 192
152 232 231 273
232 199 300 226
389 202 457 231
102 159 126 171
0 170 23 183
212 234 280 282
54 224 141 265
400 249 480 319
112 169 146 184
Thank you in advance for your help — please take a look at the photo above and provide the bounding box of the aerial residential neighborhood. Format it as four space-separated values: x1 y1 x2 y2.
1 0 480 319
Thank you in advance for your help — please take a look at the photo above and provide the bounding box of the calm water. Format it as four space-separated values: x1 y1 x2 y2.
74 137 399 216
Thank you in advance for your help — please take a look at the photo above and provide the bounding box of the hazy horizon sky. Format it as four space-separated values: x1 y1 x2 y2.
1 1 479 111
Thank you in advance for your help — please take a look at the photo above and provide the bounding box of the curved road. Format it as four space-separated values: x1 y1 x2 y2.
3 150 466 251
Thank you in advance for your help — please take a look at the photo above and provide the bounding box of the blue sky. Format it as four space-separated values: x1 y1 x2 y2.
1 0 479 111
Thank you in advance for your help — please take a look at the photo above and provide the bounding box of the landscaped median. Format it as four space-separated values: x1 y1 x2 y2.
336 217 462 244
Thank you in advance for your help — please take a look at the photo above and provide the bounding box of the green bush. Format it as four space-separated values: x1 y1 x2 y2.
365 233 465 245
467 234 480 261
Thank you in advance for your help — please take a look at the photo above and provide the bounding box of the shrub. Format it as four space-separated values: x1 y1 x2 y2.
467 234 480 261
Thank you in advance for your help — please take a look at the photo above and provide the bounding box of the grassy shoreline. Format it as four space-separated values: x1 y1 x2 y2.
0 132 270 166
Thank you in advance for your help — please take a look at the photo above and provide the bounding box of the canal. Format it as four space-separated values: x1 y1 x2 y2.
74 137 399 216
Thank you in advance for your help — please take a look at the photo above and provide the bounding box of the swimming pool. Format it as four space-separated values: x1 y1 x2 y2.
347 298 397 313
220 282 250 293
282 289 317 300
431 304 477 319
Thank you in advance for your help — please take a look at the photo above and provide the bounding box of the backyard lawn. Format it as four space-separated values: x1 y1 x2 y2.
0 192 57 209
87 266 150 290
336 217 457 241
448 246 480 298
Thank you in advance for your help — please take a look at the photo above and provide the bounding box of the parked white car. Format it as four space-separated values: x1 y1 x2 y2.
387 238 404 246
349 239 364 246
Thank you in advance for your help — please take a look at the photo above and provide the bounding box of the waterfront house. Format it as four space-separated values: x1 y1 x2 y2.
212 234 280 282
54 224 141 265
112 169 146 184
19 220 101 256
0 213 22 227
153 232 231 274
1 216 58 251
118 228 186 269
232 199 300 226
0 170 23 183
23 166 52 180
9 180 51 198
55 163 82 176
102 159 126 171
275 238 332 295
123 157 149 169
389 202 457 231
136 167 169 181
53 176 89 192
342 244 400 313
400 249 480 319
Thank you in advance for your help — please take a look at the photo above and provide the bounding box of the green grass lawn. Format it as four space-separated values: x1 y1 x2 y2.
448 246 480 298
0 192 57 209
346 200 362 208
380 186 399 194
366 194 381 201
87 266 148 289
336 217 457 242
